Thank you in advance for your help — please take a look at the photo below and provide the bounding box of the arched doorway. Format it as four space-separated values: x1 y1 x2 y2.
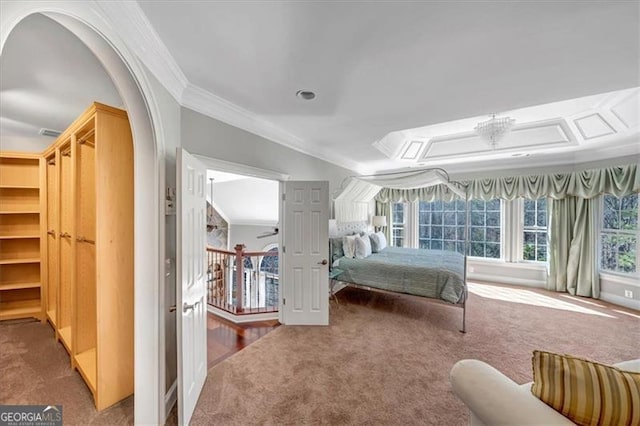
1 4 166 424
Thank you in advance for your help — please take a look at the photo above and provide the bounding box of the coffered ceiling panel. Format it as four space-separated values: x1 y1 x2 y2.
574 114 616 140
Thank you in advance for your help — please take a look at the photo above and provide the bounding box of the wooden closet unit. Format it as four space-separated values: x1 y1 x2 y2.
68 103 133 410
0 153 44 321
2 103 134 411
44 151 59 329
58 140 75 354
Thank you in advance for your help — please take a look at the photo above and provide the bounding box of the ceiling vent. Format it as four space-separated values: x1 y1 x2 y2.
39 128 61 138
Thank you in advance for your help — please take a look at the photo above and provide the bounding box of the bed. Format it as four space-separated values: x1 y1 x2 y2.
334 247 466 304
331 168 470 332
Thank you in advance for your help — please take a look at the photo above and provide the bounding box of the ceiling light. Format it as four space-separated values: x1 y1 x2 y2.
474 114 516 148
296 90 316 101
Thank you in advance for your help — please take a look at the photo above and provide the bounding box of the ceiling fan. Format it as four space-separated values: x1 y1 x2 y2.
256 227 279 239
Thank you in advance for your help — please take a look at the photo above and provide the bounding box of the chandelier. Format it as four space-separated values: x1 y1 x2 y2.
474 114 516 148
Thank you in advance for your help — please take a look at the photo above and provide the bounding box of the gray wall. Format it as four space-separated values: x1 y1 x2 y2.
181 108 352 198
228 224 279 253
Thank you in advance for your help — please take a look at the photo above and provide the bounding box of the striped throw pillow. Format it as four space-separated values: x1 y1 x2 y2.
531 351 640 426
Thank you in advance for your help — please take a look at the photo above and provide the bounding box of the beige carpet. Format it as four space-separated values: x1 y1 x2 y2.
0 319 133 425
191 282 640 425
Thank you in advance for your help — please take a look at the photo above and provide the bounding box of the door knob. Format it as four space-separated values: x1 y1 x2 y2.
317 259 328 265
183 300 201 313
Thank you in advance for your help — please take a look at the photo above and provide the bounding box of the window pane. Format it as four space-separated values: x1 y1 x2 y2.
485 243 501 259
524 210 535 227
444 211 456 225
522 198 548 262
471 227 484 241
600 194 638 274
444 226 456 240
432 226 443 239
417 199 467 254
486 211 500 227
486 227 500 243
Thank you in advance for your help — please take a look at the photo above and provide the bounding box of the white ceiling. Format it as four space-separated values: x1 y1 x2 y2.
139 1 639 173
208 173 278 226
1 5 638 173
0 14 122 152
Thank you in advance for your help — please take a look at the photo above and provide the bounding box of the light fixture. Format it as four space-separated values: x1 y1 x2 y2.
474 114 516 148
296 90 316 100
372 216 387 232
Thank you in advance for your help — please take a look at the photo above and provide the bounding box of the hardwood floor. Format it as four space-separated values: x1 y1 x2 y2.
207 312 280 369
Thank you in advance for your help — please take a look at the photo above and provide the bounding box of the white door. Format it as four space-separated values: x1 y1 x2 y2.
280 181 329 325
176 148 208 425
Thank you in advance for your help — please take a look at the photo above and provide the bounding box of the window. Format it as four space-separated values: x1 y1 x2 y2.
259 246 279 308
469 199 501 259
601 193 638 274
523 198 547 262
391 203 406 247
418 200 466 254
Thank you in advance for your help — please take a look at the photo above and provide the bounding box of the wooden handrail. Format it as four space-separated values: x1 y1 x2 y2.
244 251 278 257
206 246 235 256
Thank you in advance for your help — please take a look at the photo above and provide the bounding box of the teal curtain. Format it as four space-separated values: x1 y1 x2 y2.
547 197 600 297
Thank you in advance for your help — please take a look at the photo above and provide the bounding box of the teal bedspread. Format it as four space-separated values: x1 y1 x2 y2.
335 247 465 304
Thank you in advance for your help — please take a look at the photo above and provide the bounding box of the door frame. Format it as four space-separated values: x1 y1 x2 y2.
194 155 290 324
1 5 166 424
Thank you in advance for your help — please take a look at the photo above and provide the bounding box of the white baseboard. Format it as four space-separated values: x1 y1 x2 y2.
599 291 640 311
467 272 545 288
164 379 177 420
207 305 279 323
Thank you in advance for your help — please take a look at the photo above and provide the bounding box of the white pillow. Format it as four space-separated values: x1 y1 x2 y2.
342 235 357 258
355 235 372 259
369 232 387 252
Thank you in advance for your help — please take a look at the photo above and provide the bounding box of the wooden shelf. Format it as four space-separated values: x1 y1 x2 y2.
0 185 39 189
0 235 40 240
0 211 40 214
75 348 97 394
0 299 41 320
0 282 40 291
0 258 40 265
59 326 72 352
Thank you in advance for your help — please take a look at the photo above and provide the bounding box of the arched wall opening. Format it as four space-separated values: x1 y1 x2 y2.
1 4 166 424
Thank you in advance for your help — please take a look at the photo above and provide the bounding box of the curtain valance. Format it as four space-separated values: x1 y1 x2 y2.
373 164 638 202
465 164 638 200
375 184 463 203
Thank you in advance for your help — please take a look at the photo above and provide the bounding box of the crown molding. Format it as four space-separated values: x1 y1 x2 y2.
94 1 188 102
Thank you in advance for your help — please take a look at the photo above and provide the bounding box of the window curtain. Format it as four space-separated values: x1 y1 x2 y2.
465 164 638 201
375 200 392 243
547 197 599 297
375 184 464 203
